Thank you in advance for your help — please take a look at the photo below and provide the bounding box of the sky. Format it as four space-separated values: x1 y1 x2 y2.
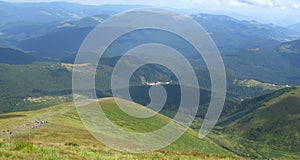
3 0 300 25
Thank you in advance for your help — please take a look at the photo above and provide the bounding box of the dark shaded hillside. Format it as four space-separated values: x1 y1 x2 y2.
18 27 93 60
193 14 299 53
0 47 35 64
0 21 61 44
213 87 300 159
276 39 300 68
223 47 300 85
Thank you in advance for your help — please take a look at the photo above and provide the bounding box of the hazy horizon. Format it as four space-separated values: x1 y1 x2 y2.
1 0 300 26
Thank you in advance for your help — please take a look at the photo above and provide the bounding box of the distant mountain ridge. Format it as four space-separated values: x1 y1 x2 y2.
1 7 300 85
10 13 300 60
0 1 148 24
288 22 300 34
193 13 300 53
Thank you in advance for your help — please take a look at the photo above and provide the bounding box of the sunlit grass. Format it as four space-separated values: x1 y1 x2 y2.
0 98 241 159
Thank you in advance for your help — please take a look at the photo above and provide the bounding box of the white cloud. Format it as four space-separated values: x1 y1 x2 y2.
244 0 274 7
180 0 205 3
280 5 287 10
227 0 250 7
236 0 300 8
294 4 300 8
178 0 300 9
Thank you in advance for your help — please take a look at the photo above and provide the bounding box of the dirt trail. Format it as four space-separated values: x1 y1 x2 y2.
2 103 74 139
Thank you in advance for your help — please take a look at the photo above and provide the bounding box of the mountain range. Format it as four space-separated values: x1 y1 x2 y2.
0 1 299 159
0 1 146 24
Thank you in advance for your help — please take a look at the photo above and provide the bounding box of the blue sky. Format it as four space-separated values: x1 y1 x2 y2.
3 0 300 25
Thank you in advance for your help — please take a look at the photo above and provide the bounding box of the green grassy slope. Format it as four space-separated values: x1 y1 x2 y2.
0 98 238 159
212 87 300 159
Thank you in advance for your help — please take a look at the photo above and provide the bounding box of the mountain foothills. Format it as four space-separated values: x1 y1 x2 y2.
0 1 300 159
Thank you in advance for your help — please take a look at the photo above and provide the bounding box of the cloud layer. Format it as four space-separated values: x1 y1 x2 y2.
180 0 300 9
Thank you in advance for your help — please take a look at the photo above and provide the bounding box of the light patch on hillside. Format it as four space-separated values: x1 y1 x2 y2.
92 16 104 23
40 10 52 16
60 63 90 72
233 79 285 90
59 63 92 72
24 95 71 103
60 63 112 73
60 63 75 72
279 44 299 54
247 48 260 52
67 12 81 19
56 23 75 28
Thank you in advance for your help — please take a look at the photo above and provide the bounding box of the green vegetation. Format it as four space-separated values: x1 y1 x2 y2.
0 98 239 159
213 87 300 159
233 79 285 90
0 62 112 113
0 4 299 159
0 61 278 116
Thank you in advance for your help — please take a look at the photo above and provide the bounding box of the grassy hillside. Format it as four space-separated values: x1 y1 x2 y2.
0 98 238 159
212 87 300 159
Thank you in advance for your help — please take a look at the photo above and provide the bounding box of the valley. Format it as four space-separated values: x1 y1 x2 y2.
0 1 299 159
